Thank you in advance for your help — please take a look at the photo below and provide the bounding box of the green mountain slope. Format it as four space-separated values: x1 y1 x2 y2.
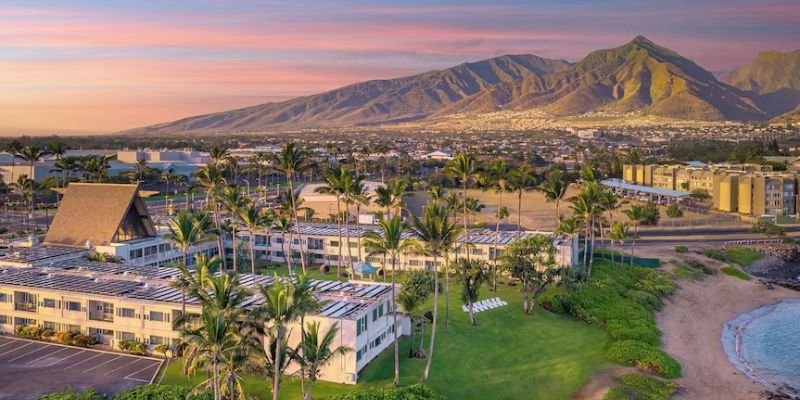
724 50 800 116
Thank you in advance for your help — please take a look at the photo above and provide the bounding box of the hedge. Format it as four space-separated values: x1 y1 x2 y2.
114 384 212 400
606 341 682 379
604 374 678 400
327 384 442 400
37 390 103 400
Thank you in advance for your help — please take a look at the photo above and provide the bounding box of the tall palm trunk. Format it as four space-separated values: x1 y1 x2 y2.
213 200 227 270
493 191 503 291
287 174 307 274
214 360 221 400
555 200 560 229
462 181 469 262
249 232 257 275
230 223 238 272
444 251 450 332
422 253 439 382
272 328 282 400
391 254 399 386
281 232 292 277
345 208 355 277
630 224 639 268
517 192 523 239
336 197 343 279
588 217 596 278
181 249 188 315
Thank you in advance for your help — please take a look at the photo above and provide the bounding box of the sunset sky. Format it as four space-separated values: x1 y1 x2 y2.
1 0 798 135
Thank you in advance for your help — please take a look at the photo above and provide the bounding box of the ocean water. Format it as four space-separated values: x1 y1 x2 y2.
722 299 800 396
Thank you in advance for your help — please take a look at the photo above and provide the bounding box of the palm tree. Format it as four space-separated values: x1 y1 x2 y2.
253 276 317 400
78 155 113 183
540 169 569 229
454 258 487 326
271 143 311 273
316 166 350 278
17 144 50 225
374 179 407 220
508 165 538 238
427 185 445 204
411 202 460 382
165 211 209 314
363 216 417 386
293 321 351 400
557 217 581 267
599 191 625 266
623 205 646 268
609 222 630 267
445 152 476 258
240 204 267 275
482 159 509 291
341 171 368 276
181 306 245 400
4 140 22 189
47 141 67 161
221 186 250 272
195 163 228 269
12 175 34 231
209 145 231 166
397 289 424 359
569 182 603 277
50 156 79 190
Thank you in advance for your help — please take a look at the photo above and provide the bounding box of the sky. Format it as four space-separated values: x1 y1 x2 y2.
1 0 798 135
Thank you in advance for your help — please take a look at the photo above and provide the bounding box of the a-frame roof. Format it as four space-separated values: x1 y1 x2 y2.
44 183 157 248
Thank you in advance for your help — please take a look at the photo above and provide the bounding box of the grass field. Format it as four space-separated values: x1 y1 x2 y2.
160 279 610 400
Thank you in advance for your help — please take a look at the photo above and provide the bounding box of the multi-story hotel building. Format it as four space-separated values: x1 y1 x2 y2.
623 163 798 217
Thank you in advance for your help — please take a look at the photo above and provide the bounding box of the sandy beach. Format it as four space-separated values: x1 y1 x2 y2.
655 248 800 400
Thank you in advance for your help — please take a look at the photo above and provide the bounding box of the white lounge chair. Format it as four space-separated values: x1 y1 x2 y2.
462 304 469 313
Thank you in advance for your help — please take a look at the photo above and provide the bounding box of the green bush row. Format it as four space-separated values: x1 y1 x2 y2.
539 262 681 378
117 340 147 355
328 384 443 400
604 374 678 400
16 327 94 348
38 385 212 400
606 341 682 379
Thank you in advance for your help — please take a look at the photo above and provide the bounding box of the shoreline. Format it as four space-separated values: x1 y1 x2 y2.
651 248 800 400
722 300 800 398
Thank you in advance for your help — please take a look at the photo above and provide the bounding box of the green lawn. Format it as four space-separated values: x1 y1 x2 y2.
160 279 610 400
724 246 762 267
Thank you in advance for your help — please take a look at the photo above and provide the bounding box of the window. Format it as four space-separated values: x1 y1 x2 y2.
0 315 9 324
15 317 36 327
329 240 339 247
149 336 165 345
43 321 57 331
65 301 82 312
149 311 168 322
0 293 8 302
67 324 81 333
356 344 368 362
42 299 57 308
372 304 385 321
117 308 136 318
356 315 368 336
117 331 135 341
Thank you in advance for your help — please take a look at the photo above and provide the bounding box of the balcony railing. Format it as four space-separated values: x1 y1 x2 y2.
89 314 114 323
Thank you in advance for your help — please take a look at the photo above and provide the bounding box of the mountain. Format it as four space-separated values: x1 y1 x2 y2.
724 50 800 117
123 54 571 134
125 36 788 135
437 36 764 121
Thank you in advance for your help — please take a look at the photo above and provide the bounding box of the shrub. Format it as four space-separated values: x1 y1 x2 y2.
725 246 761 267
114 385 212 400
72 335 95 348
624 290 662 311
702 248 727 262
641 202 661 226
117 340 146 355
666 203 683 218
721 266 752 281
605 319 661 346
674 245 688 253
684 259 714 275
37 389 103 400
55 331 77 345
673 266 704 281
328 384 442 400
604 374 678 400
606 340 682 378
16 325 46 339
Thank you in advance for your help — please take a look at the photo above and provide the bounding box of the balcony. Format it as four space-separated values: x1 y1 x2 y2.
14 303 36 313
88 313 114 323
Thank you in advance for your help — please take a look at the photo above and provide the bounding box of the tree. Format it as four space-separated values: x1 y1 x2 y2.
454 258 487 326
751 219 786 238
397 289 424 359
240 204 268 275
411 202 461 382
195 163 228 269
539 168 569 228
341 171 368 277
609 222 630 267
624 205 646 268
444 152 477 261
180 306 244 400
499 235 563 314
166 211 210 314
78 155 113 183
508 165 538 238
17 144 50 227
362 216 417 386
271 143 311 274
316 166 350 279
293 321 351 400
253 276 318 400
481 159 510 292
570 182 603 276
221 186 250 272
666 203 683 218
273 214 294 275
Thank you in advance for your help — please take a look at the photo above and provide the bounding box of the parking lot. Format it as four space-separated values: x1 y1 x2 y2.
0 336 163 400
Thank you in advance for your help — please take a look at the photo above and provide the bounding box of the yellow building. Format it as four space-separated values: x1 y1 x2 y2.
713 173 740 212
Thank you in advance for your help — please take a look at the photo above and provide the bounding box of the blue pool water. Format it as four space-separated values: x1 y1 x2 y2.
722 300 800 396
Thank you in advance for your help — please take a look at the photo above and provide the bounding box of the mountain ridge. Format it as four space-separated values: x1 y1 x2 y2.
122 37 799 135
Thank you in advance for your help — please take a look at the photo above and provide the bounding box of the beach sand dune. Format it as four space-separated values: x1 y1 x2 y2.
655 248 800 400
